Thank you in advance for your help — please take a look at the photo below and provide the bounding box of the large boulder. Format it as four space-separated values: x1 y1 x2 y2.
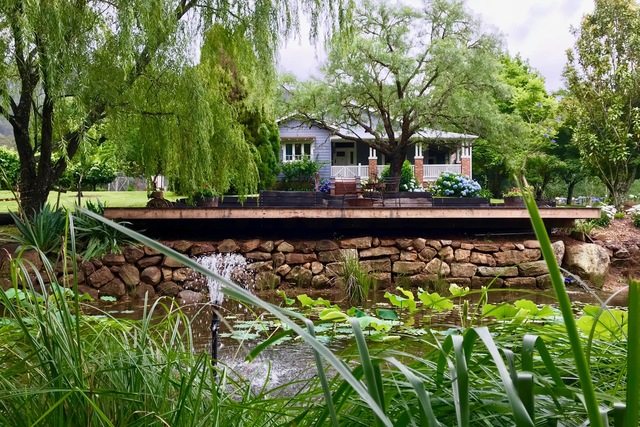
140 266 162 285
424 259 450 276
117 264 140 287
563 243 610 288
552 240 566 266
87 266 114 288
157 281 182 297
360 246 400 258
100 278 126 298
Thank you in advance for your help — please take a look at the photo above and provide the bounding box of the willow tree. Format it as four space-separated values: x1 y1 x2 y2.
290 0 504 182
564 0 640 208
0 0 348 213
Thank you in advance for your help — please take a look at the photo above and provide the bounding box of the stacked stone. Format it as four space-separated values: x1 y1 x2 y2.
2 236 613 301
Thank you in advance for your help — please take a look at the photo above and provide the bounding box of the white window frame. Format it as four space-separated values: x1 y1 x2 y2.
282 140 314 162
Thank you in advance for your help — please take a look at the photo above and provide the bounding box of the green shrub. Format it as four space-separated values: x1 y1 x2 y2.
380 160 414 189
279 158 322 190
614 211 625 219
573 219 596 236
590 209 612 228
478 188 493 198
0 147 19 190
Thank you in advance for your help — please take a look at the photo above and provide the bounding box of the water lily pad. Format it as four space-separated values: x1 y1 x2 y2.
230 330 261 341
418 291 453 312
482 303 519 320
577 305 628 339
276 290 295 306
376 308 399 320
384 288 418 313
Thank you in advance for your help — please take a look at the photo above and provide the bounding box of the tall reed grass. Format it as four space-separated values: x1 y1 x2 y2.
0 200 636 426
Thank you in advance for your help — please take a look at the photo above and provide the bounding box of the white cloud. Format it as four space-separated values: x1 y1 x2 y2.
278 0 595 92
470 0 594 90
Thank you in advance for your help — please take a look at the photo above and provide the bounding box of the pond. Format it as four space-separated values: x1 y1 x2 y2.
85 286 629 393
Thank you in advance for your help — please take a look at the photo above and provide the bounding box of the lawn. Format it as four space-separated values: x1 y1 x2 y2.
0 190 181 213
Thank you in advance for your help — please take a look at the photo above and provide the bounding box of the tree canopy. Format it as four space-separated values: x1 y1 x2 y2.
473 55 561 197
564 0 640 208
287 0 504 181
0 0 348 213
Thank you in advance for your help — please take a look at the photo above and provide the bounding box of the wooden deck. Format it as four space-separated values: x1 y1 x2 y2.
104 206 601 239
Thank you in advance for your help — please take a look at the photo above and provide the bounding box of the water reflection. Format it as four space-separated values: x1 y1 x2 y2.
86 287 628 350
84 287 628 391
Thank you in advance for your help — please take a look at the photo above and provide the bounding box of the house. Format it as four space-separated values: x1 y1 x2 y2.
277 117 476 187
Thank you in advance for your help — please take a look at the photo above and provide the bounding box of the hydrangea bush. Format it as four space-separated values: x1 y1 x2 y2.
432 172 482 197
402 178 426 192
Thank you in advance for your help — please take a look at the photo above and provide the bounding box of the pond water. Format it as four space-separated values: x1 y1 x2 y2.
85 286 628 392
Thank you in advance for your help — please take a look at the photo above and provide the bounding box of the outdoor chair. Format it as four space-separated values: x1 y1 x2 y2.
381 176 401 207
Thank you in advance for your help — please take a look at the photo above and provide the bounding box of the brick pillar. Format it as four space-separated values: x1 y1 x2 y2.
368 156 378 182
461 157 471 178
414 156 424 187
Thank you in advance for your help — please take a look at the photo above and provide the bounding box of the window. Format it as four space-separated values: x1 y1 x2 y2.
282 141 313 162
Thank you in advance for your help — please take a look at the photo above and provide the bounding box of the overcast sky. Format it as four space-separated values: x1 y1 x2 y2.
278 0 595 92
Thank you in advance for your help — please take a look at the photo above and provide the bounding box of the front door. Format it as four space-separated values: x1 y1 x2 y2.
333 142 356 165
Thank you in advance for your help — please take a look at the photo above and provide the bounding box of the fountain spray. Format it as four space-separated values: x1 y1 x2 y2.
196 253 248 366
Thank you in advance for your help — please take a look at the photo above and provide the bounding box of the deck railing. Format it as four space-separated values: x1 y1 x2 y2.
332 164 459 180
331 165 370 179
424 164 461 180
376 165 415 177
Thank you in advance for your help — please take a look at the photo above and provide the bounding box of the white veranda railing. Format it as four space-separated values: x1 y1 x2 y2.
331 164 460 181
424 164 461 180
331 165 370 179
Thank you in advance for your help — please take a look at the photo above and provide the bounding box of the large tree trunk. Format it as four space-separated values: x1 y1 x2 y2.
566 181 576 205
386 146 408 191
19 176 53 217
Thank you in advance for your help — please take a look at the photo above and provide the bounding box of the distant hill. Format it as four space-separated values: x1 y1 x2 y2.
0 118 15 149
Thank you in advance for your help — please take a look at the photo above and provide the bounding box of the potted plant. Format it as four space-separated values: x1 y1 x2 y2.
191 185 218 207
431 172 489 207
502 187 525 207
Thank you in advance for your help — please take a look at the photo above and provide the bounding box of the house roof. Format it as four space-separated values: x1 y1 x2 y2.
278 115 477 142
331 127 477 142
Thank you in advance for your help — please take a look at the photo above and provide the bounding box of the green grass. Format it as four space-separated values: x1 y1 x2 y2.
0 190 181 212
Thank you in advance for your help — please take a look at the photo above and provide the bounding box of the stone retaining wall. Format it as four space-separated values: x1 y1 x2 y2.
2 236 622 301
78 237 568 300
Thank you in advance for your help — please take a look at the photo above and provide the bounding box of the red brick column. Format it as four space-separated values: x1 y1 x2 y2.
414 156 424 186
368 157 378 182
461 157 471 177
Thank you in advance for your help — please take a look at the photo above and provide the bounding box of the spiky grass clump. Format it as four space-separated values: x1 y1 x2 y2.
340 254 373 305
0 256 311 426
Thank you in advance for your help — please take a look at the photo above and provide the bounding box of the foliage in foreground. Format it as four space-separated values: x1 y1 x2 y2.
0 199 637 426
2 202 134 261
